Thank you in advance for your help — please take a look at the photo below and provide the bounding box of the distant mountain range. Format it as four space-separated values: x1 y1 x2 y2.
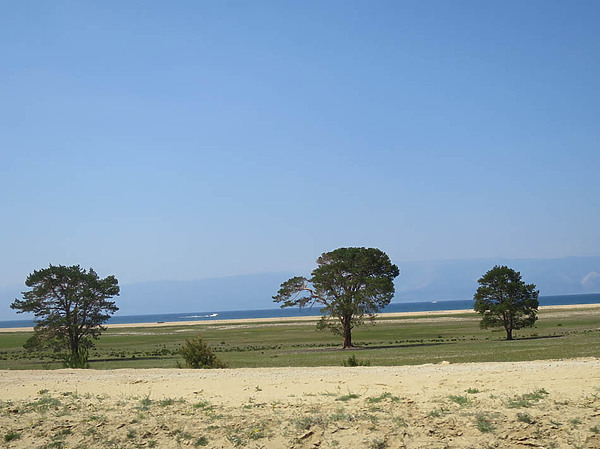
1 256 599 319
393 256 600 301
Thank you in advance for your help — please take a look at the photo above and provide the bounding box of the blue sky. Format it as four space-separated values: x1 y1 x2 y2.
1 1 599 288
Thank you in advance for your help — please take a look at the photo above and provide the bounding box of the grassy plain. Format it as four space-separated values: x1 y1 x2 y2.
0 306 599 370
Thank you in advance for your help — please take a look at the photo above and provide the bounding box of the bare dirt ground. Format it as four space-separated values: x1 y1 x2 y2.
1 358 599 448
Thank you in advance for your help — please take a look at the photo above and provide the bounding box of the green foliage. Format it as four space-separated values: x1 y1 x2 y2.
392 416 408 427
4 431 21 442
517 412 534 423
448 395 471 406
158 398 184 407
368 437 388 449
195 436 209 446
475 413 495 433
367 392 399 403
329 409 353 421
474 265 539 340
507 389 549 408
11 264 119 368
193 400 213 410
248 427 266 440
521 388 549 400
336 393 360 401
136 397 153 411
293 414 326 430
44 441 66 448
179 335 228 369
342 354 371 367
62 346 90 369
273 247 399 348
428 409 444 418
569 418 582 427
24 395 62 413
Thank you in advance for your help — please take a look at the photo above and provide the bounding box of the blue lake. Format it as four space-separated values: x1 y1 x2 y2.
1 293 598 329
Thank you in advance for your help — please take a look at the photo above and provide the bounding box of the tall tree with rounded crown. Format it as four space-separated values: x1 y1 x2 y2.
273 247 399 348
11 264 119 368
474 265 539 340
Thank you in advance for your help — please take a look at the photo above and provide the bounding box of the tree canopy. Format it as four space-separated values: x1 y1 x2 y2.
11 264 119 368
273 247 399 348
473 265 539 340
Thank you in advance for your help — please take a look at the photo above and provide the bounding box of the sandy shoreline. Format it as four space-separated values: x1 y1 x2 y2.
1 303 598 333
1 358 599 448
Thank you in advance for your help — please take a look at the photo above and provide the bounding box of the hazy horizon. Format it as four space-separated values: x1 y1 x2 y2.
2 255 599 320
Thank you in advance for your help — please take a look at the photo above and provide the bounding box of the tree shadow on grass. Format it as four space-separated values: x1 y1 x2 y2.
88 356 177 363
517 334 564 341
488 334 565 342
296 342 450 353
354 342 451 350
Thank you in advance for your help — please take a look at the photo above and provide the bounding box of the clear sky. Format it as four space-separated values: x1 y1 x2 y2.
1 1 599 288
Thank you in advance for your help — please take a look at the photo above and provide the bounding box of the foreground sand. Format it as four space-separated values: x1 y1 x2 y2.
1 359 600 448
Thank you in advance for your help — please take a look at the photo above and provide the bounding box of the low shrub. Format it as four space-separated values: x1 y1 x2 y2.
4 432 21 442
179 335 228 369
342 354 370 367
475 413 495 433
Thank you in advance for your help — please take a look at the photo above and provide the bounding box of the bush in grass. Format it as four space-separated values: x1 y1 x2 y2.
179 335 227 369
342 354 370 367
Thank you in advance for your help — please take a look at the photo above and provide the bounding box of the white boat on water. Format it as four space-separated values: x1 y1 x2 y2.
180 313 219 319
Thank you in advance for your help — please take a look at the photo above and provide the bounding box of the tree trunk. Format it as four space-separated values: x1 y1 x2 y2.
71 331 79 357
342 333 352 349
67 327 78 357
503 312 513 340
342 317 353 349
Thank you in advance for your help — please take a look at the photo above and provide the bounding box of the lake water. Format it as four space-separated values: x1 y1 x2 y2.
1 293 598 329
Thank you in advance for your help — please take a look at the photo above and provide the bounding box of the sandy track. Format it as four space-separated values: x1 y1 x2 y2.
1 358 600 448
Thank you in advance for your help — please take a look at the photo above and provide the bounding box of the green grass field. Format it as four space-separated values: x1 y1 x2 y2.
1 307 599 369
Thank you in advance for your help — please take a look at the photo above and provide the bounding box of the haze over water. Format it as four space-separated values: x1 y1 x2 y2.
1 294 597 329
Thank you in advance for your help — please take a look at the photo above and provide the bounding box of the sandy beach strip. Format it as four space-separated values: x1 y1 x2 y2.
1 358 598 403
1 303 599 333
